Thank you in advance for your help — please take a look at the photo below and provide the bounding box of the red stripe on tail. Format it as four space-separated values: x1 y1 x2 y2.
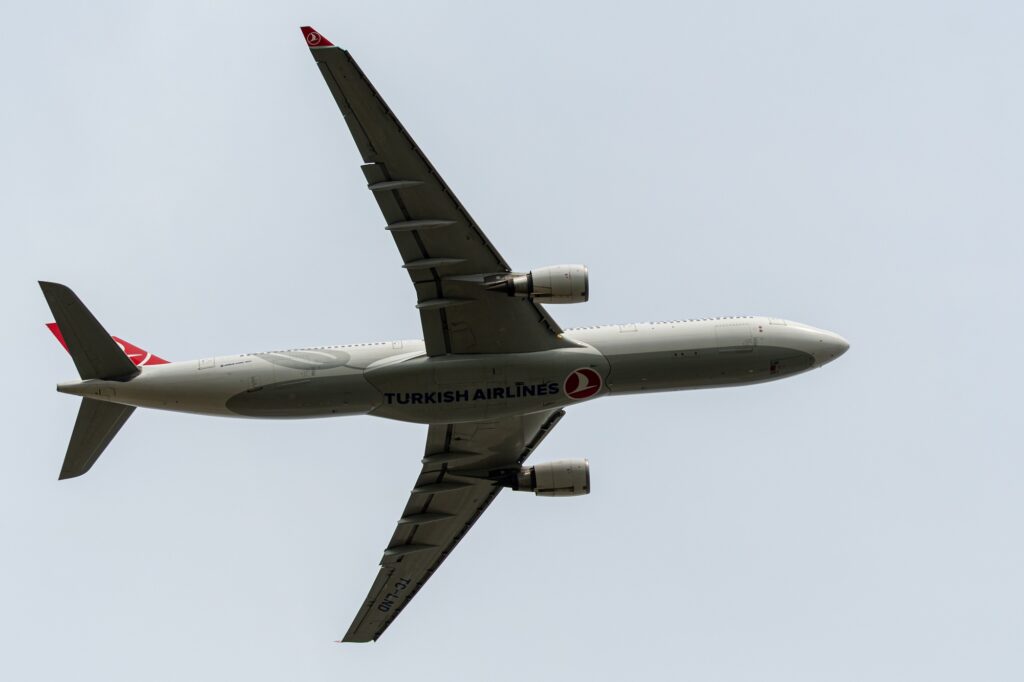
46 323 168 366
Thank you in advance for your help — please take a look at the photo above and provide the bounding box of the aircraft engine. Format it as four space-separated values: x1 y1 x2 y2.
515 459 590 497
489 264 589 303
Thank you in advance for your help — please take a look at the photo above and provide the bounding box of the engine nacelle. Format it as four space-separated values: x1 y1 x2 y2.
515 459 590 497
497 264 589 304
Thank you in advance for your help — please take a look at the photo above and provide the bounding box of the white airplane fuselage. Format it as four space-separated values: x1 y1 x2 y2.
57 316 848 424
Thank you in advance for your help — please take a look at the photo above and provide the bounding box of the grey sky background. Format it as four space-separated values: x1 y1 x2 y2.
2 1 1022 679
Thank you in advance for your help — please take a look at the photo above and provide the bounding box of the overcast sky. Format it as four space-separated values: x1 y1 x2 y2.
3 1 1022 680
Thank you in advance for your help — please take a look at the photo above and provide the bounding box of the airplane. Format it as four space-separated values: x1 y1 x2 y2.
39 26 849 643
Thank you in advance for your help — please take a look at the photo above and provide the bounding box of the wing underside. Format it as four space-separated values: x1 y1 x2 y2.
343 409 565 642
303 27 574 355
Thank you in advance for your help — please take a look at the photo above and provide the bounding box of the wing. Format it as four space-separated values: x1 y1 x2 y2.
302 27 575 356
342 408 566 642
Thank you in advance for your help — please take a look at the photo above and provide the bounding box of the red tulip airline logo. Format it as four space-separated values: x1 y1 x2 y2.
564 368 602 400
113 337 168 366
301 27 335 49
45 323 168 367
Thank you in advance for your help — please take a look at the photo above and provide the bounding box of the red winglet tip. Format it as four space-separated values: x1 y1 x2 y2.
301 26 334 48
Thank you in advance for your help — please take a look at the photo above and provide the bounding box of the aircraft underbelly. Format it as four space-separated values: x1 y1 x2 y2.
225 372 382 418
215 345 609 423
601 345 812 393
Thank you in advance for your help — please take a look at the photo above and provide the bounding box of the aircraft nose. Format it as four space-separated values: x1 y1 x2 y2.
814 331 849 367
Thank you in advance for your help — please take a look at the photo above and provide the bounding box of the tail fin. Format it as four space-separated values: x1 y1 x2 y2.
38 281 140 380
60 399 136 479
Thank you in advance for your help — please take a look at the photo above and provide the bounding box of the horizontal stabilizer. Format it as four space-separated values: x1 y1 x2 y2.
39 282 139 380
60 398 135 479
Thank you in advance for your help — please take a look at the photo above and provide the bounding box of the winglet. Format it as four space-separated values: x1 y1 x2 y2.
301 26 334 48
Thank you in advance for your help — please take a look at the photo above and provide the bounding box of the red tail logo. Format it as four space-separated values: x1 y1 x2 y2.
300 26 334 47
46 323 168 366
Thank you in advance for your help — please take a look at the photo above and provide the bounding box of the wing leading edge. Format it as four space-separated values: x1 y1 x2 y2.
301 26 575 356
343 409 566 642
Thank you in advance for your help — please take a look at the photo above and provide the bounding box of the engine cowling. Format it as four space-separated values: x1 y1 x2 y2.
502 265 589 304
515 459 590 497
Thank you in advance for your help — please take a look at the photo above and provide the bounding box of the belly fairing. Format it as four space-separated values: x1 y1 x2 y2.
363 346 610 424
